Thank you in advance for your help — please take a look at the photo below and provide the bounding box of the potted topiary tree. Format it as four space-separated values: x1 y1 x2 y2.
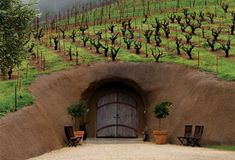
68 101 89 141
153 101 172 144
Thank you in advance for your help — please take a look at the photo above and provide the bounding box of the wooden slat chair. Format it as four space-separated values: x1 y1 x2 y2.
64 126 82 147
177 125 193 146
190 125 204 147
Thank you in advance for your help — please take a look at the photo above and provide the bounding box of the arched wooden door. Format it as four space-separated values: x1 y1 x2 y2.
96 91 138 138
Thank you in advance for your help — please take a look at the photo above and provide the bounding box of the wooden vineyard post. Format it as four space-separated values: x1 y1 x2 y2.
64 40 66 55
40 52 43 69
90 36 93 50
105 19 107 39
15 85 17 111
134 18 137 29
17 71 21 90
25 63 29 79
109 6 111 19
216 55 219 74
197 51 200 68
132 4 135 17
36 52 39 64
43 56 46 71
145 44 148 57
49 37 52 47
167 40 170 50
177 0 180 9
59 41 61 51
76 48 79 65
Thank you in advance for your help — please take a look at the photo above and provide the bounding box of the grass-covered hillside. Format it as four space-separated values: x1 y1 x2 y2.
1 0 235 117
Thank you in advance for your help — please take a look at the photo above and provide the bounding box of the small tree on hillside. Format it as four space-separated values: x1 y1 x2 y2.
185 17 191 26
144 30 154 43
121 28 127 37
221 3 229 13
110 33 119 45
199 11 205 21
230 22 235 35
142 14 148 24
190 12 197 20
108 23 115 33
101 44 109 57
212 28 222 41
28 43 35 54
34 28 44 41
68 46 73 61
81 36 89 47
79 25 88 36
110 46 120 61
180 22 187 32
121 20 127 29
220 39 231 58
96 31 102 40
127 18 132 29
152 18 162 36
91 40 102 54
53 37 59 50
176 38 183 55
154 36 162 47
183 8 190 18
134 41 142 54
70 30 77 42
183 44 194 60
151 48 164 62
60 28 66 39
123 38 133 50
185 34 192 44
168 14 176 23
176 15 182 24
207 39 216 51
162 26 170 38
231 12 235 22
207 12 215 24
128 29 135 39
189 22 200 35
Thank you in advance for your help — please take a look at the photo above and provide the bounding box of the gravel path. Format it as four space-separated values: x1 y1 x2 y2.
29 143 235 160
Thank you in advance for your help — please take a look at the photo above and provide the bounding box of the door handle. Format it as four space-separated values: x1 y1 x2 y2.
113 114 120 119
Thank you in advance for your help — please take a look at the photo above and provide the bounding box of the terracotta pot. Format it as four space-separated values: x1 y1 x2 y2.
153 130 168 144
74 131 85 144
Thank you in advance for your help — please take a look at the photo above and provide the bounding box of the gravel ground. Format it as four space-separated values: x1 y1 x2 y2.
29 143 235 160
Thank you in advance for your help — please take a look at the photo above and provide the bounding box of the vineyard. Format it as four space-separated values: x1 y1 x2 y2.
1 0 235 116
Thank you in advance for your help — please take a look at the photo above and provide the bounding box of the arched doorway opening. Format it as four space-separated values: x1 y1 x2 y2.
82 78 146 138
96 89 138 138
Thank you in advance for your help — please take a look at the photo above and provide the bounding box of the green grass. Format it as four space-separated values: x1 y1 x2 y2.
205 145 235 152
0 45 74 117
1 0 235 117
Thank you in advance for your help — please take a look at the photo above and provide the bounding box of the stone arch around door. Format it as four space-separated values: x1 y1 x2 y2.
81 78 147 138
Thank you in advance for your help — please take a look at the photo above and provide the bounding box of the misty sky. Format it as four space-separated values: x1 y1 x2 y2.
21 0 101 14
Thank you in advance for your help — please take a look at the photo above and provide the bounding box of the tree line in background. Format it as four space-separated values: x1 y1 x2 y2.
0 0 37 79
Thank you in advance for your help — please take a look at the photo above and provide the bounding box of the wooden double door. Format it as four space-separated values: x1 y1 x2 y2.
96 91 138 138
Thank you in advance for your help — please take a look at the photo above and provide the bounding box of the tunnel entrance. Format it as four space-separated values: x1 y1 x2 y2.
96 89 138 138
83 78 146 138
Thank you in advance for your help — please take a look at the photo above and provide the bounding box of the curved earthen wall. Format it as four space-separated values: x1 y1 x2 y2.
0 62 235 160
